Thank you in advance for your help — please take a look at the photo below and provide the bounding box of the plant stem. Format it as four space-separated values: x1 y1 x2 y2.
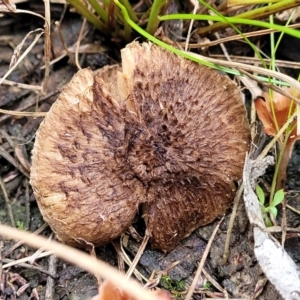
87 0 108 24
146 0 167 35
120 0 138 22
159 14 300 39
269 130 292 203
174 0 300 36
66 0 107 32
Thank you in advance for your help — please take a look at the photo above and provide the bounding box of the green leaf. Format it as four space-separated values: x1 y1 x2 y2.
256 184 265 205
269 206 278 219
271 189 285 207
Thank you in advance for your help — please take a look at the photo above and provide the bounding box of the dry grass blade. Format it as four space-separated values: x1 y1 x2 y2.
210 54 300 69
0 108 47 117
0 144 29 177
125 233 149 279
43 0 51 92
188 51 300 103
2 223 48 258
0 177 15 227
0 224 165 300
3 250 54 269
0 30 44 85
181 23 300 49
0 79 43 91
184 216 224 300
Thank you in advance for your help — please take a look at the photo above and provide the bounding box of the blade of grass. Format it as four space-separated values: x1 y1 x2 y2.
159 14 300 39
198 0 300 35
66 0 107 32
120 0 138 22
87 0 108 24
146 0 167 35
198 0 267 69
115 0 300 93
228 0 285 5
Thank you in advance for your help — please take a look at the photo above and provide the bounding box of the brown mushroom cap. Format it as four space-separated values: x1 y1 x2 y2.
30 42 250 251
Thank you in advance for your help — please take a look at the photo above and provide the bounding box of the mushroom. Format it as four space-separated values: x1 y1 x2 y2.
30 42 250 252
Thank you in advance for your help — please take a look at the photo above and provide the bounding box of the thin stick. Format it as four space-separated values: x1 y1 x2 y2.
3 223 48 258
0 224 163 300
75 18 87 70
0 177 16 227
222 184 244 265
184 0 198 51
184 217 224 300
43 0 51 93
125 233 149 279
45 255 58 299
3 250 54 269
2 258 56 277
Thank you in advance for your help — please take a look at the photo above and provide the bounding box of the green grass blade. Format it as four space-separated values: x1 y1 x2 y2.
159 14 300 39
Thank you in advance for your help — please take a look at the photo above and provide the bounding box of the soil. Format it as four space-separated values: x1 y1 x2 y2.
1 1 300 300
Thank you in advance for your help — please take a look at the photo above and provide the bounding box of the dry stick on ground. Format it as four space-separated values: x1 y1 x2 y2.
180 23 300 49
45 255 58 300
24 179 30 230
0 240 3 288
125 232 150 279
184 0 198 51
0 29 44 85
286 203 300 215
2 251 54 269
0 79 43 91
55 21 76 65
43 0 51 93
202 268 223 293
184 216 224 300
0 177 16 227
0 145 29 178
75 17 88 70
210 54 300 69
113 241 147 282
2 258 57 277
222 184 244 265
0 224 163 300
2 223 48 258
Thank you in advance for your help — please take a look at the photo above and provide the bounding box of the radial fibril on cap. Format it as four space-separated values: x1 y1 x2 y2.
30 42 250 251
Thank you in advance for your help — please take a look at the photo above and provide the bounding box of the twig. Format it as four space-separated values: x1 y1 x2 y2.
125 232 149 279
0 177 16 227
43 0 51 93
2 258 57 278
0 145 29 178
3 250 54 269
202 268 223 293
55 21 76 65
0 224 162 300
0 79 43 91
222 184 244 265
75 17 88 70
286 203 300 215
24 179 30 230
2 223 48 258
45 255 58 299
113 240 147 282
184 0 198 51
184 216 224 300
0 240 3 287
